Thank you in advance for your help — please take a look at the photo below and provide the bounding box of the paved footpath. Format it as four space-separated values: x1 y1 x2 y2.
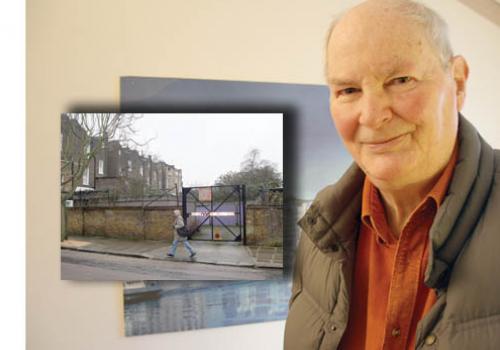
61 250 283 280
61 235 283 269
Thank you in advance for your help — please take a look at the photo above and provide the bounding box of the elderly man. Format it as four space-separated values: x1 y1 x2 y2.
284 0 500 349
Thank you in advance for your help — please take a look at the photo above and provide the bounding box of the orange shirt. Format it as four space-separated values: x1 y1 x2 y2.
339 146 458 350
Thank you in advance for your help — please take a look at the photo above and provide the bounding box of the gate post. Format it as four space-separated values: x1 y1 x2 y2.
181 187 189 222
242 184 247 245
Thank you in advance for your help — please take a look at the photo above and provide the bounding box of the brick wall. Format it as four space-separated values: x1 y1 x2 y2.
245 205 283 246
66 204 283 245
66 206 177 241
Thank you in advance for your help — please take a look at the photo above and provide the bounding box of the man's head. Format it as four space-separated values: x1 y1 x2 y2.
326 0 469 191
174 209 181 217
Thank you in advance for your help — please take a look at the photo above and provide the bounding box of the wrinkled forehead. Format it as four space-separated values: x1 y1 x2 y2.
326 12 437 80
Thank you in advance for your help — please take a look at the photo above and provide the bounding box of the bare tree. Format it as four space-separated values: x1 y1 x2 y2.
216 148 282 201
240 148 273 171
60 113 151 240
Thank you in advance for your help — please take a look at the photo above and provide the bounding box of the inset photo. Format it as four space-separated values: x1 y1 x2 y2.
60 113 283 281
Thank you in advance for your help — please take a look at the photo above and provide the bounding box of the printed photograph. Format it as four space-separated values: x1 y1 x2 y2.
60 113 284 281
119 78 351 336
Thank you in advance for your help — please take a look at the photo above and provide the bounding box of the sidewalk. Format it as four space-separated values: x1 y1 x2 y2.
61 235 283 269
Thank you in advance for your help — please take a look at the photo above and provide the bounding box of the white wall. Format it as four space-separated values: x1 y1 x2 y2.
26 1 500 349
430 0 500 146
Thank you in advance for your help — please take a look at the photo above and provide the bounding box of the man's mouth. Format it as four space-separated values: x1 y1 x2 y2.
363 133 410 151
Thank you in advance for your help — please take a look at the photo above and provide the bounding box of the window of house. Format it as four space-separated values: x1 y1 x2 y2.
98 159 104 175
140 165 144 176
128 160 132 172
82 166 90 185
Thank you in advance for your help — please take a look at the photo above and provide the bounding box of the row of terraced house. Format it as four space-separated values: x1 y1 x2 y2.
61 114 182 198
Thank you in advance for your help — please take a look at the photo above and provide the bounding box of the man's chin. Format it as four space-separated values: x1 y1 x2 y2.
362 163 413 187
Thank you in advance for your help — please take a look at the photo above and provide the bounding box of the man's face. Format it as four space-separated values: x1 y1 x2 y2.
326 10 466 190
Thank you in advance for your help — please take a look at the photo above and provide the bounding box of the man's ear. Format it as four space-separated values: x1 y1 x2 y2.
451 55 469 111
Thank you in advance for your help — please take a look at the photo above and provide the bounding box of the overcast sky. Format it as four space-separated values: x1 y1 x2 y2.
128 113 283 187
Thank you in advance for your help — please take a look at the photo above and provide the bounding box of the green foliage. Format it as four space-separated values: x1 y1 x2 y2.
214 149 282 201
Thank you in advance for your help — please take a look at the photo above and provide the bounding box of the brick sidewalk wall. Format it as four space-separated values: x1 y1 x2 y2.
246 204 283 246
66 204 283 245
67 206 177 241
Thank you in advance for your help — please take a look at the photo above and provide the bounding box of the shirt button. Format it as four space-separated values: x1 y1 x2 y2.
425 334 437 345
391 328 401 337
330 324 337 332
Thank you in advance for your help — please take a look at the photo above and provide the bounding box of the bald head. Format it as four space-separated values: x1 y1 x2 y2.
326 0 453 72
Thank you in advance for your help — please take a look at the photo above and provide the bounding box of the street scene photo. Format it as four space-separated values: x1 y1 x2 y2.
60 113 284 280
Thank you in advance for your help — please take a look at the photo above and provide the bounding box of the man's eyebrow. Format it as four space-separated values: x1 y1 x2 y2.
327 77 359 86
327 64 415 86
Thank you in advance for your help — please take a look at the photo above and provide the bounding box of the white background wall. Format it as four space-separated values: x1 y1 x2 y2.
26 1 500 349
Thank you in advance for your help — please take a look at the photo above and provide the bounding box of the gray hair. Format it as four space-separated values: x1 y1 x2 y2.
325 0 454 72
173 209 181 216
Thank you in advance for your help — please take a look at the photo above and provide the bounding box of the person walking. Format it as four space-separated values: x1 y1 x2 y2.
167 209 196 258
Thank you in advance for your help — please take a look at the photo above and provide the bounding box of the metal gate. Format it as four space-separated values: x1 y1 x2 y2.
182 185 246 244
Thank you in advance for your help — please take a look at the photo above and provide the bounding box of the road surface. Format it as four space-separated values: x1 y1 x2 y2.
61 249 283 281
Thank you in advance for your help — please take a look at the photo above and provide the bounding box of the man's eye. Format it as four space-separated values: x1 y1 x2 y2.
338 87 360 96
391 76 412 85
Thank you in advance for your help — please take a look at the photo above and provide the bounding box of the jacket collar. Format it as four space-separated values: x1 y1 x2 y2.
298 114 495 288
425 115 495 288
298 162 364 253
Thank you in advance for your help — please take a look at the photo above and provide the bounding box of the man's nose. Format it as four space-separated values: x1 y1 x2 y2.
358 90 392 128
